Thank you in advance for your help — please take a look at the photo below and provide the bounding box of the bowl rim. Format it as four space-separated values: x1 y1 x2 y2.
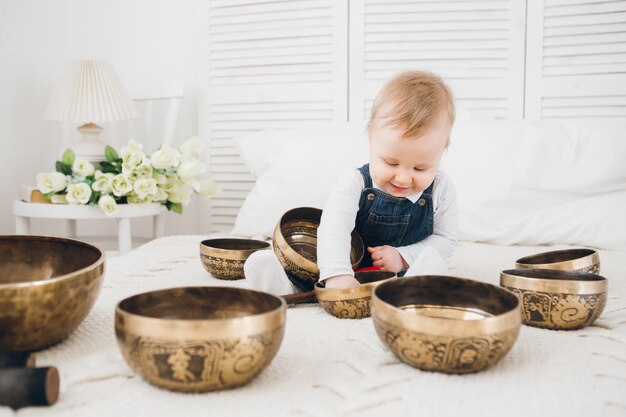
273 207 321 273
199 238 270 259
272 206 365 275
500 268 608 294
0 234 105 289
515 248 599 270
115 286 287 336
314 272 396 302
372 275 521 336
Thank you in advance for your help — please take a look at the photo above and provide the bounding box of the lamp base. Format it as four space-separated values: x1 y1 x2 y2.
73 123 107 163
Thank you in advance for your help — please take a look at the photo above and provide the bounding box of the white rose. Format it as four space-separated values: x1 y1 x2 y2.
153 172 167 185
179 136 203 160
98 195 118 216
150 145 181 169
66 183 92 205
122 150 147 173
127 192 150 204
92 171 114 193
128 164 153 182
161 174 181 192
50 194 68 204
110 174 133 197
120 139 143 156
167 183 191 205
36 172 67 194
197 179 220 197
72 159 95 177
133 178 158 199
176 160 206 191
152 187 168 202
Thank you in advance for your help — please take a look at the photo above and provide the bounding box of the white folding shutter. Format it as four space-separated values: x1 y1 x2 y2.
526 0 626 123
349 0 526 122
201 0 348 232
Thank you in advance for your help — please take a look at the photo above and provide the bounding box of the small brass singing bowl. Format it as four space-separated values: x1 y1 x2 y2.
515 248 600 274
500 269 607 330
272 207 365 291
200 238 270 280
115 286 286 392
371 275 521 374
0 235 105 351
314 271 396 319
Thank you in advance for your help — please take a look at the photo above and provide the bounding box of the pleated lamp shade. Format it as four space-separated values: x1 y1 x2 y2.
44 60 138 123
44 60 138 162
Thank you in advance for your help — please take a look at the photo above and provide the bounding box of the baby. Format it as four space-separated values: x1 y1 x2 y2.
245 71 458 294
319 70 458 288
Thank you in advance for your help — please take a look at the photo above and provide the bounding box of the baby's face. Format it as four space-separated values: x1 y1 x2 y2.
368 112 450 198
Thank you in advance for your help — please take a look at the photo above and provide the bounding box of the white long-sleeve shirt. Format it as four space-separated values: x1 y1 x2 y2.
317 168 459 282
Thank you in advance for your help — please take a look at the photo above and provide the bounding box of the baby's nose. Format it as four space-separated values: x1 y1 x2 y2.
394 172 412 185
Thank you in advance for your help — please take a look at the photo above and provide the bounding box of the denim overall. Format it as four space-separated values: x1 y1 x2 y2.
355 163 435 274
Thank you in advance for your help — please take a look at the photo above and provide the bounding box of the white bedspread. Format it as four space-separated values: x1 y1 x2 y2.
7 236 626 417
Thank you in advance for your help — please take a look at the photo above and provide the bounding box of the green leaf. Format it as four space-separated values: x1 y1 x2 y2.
100 161 121 174
167 202 183 214
61 148 75 166
55 161 72 175
105 145 120 162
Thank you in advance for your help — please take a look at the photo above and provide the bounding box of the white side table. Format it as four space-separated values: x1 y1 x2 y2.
13 201 165 255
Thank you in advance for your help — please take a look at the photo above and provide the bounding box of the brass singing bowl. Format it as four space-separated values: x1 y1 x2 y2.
272 207 365 291
516 248 600 274
372 275 521 374
500 269 607 330
0 235 105 351
314 271 396 319
115 286 286 392
200 238 270 280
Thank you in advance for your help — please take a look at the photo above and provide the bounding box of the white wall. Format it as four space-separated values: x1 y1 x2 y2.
0 0 205 242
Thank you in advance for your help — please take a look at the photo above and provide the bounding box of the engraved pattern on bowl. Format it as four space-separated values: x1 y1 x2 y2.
372 275 521 374
314 271 396 319
500 268 608 330
0 235 105 352
115 286 286 392
200 238 270 280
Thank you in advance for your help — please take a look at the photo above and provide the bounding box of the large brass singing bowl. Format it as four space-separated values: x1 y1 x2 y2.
314 271 396 319
200 238 270 280
272 207 365 291
516 248 600 274
500 269 607 330
372 276 521 374
115 286 286 392
0 235 105 351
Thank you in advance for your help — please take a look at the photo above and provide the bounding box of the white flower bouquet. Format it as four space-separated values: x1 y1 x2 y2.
35 138 219 216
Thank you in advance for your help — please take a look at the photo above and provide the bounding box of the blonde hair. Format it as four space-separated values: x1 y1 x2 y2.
368 71 455 139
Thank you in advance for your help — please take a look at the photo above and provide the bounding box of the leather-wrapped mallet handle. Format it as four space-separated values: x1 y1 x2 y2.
0 367 59 409
0 352 36 368
281 291 317 305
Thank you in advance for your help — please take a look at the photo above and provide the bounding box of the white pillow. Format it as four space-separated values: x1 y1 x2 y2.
442 109 626 250
231 124 368 238
232 112 626 250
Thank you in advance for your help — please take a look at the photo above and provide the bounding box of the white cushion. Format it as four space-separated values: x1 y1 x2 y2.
231 123 368 238
231 110 626 249
442 108 626 250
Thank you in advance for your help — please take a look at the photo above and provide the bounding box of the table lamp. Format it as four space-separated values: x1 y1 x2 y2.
44 59 139 162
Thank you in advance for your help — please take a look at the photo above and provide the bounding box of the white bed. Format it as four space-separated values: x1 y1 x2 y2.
14 236 625 417
9 112 626 416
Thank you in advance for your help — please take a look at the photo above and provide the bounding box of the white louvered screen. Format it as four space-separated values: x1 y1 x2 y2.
349 0 526 122
526 0 626 123
201 0 348 232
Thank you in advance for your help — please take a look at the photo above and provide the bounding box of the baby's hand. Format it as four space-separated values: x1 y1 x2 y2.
323 274 360 289
368 246 408 273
